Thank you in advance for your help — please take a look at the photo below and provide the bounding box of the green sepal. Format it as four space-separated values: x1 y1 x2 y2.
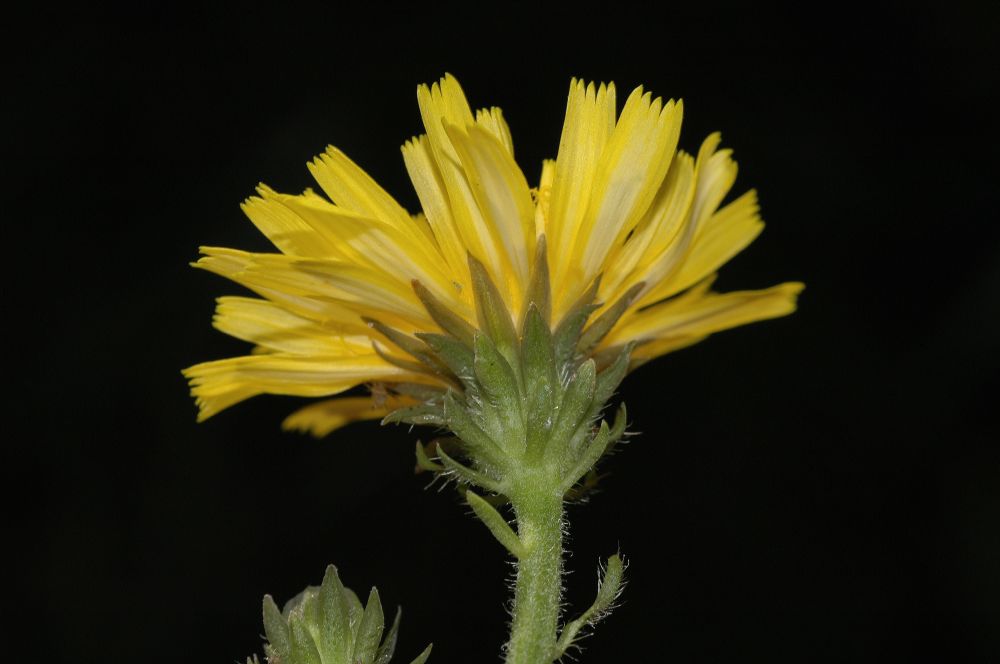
468 254 519 359
373 608 401 664
589 343 632 372
560 403 626 493
442 392 505 466
414 440 444 472
371 341 434 376
262 595 292 662
593 341 636 410
564 468 608 502
409 644 433 664
466 490 526 559
520 235 551 328
417 333 475 388
353 587 385 664
552 277 601 369
364 318 452 378
577 282 644 354
289 602 323 664
343 587 364 636
391 382 447 401
412 279 476 346
436 444 502 493
547 359 596 453
382 402 445 427
607 402 628 442
318 565 352 663
473 332 525 444
520 305 559 459
553 554 625 659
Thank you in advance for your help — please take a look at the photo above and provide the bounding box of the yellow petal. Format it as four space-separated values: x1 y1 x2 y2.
607 281 805 359
194 247 435 332
256 187 466 314
476 107 514 155
241 187 339 258
444 122 536 300
600 151 696 305
633 133 738 309
547 80 616 298
417 74 512 305
282 395 416 438
402 134 470 281
307 146 414 232
652 189 764 301
573 91 683 287
212 296 373 355
534 158 556 238
183 353 432 421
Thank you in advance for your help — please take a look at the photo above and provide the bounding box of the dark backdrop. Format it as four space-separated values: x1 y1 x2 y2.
11 4 999 663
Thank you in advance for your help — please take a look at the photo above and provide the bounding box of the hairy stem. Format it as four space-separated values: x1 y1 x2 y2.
505 477 564 664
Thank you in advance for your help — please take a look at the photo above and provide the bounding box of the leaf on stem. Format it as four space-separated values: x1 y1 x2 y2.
466 490 526 559
408 644 433 664
553 554 626 659
436 444 503 493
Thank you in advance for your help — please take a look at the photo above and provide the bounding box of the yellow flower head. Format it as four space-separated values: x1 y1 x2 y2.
184 74 803 435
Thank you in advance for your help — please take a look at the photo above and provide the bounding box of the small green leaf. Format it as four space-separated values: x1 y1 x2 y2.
442 392 505 466
466 490 526 559
317 565 352 663
608 402 627 441
521 305 558 458
365 317 452 377
262 595 291 663
353 587 385 664
589 343 631 372
553 554 625 659
560 417 615 494
392 382 447 401
288 607 322 664
520 235 551 329
552 277 601 369
372 341 433 376
417 333 475 387
412 280 476 346
382 402 445 427
437 444 503 493
577 282 644 354
343 586 364 636
408 643 433 664
593 341 636 410
374 608 402 664
415 440 444 472
468 254 518 357
594 553 625 613
547 359 596 453
473 332 524 440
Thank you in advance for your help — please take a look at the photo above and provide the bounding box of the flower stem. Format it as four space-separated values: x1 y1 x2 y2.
505 476 564 664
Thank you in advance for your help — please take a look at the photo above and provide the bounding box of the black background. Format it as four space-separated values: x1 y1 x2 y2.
11 4 999 663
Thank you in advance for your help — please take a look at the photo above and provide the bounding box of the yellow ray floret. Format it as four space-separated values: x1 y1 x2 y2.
185 74 803 432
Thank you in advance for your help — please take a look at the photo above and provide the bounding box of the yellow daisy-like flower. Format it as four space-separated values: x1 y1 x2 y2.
184 74 802 434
